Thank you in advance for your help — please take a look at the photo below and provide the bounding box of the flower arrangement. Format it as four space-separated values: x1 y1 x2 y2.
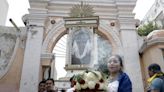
72 70 108 92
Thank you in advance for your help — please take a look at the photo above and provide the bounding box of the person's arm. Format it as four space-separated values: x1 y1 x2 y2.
151 89 160 92
150 78 163 92
118 73 132 92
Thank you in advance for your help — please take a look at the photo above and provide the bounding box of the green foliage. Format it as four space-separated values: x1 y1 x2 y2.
137 22 159 36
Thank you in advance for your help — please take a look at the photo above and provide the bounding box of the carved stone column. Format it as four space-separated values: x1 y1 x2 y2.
19 18 44 92
119 19 144 92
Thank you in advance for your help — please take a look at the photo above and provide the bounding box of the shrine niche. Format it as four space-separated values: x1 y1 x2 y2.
63 1 97 70
63 2 113 72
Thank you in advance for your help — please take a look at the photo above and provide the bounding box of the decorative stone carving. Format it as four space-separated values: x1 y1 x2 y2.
69 1 94 17
0 33 16 69
42 19 123 61
0 28 18 79
42 20 65 53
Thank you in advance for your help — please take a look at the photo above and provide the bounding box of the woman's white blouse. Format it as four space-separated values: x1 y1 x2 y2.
107 80 119 92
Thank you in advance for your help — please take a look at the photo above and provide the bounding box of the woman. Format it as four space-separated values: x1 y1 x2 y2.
107 55 132 92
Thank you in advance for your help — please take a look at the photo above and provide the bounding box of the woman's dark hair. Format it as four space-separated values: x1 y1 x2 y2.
46 78 55 85
148 63 161 73
61 89 65 92
70 75 75 82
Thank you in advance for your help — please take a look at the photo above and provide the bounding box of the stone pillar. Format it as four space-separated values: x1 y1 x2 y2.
119 19 144 92
65 28 71 66
51 55 57 80
19 25 44 92
93 32 98 67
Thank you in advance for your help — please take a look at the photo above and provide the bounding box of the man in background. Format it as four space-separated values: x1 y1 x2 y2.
66 76 75 92
38 80 46 92
46 78 58 92
147 63 164 92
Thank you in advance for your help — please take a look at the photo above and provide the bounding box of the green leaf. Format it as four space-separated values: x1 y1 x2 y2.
137 21 159 36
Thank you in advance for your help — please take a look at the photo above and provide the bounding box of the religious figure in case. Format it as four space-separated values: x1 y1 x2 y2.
71 28 92 65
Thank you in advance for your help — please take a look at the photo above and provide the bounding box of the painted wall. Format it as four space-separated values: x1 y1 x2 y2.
141 44 164 91
0 48 24 92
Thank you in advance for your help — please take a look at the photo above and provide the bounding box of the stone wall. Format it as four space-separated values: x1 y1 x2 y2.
0 26 25 92
141 44 164 91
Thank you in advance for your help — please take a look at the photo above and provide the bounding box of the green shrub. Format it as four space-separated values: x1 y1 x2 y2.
137 22 159 36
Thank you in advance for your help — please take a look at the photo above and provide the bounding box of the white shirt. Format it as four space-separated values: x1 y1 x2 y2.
108 80 119 92
66 88 75 92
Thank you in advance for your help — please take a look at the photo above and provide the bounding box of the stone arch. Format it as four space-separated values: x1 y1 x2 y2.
98 21 123 55
42 20 67 53
42 20 123 80
42 20 123 55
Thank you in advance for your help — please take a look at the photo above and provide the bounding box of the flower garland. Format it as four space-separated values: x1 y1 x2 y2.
72 70 108 92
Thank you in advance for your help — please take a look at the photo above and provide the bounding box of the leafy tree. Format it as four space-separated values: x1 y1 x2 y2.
137 21 159 36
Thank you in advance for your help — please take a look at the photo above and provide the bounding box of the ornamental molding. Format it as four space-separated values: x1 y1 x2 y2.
69 2 94 17
42 19 123 55
42 20 65 53
28 0 136 19
139 37 164 53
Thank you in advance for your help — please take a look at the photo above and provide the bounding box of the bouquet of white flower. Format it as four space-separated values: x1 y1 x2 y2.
72 70 108 92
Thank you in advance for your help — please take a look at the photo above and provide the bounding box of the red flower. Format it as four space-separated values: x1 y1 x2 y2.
79 79 85 84
99 79 104 83
72 80 77 85
95 83 100 90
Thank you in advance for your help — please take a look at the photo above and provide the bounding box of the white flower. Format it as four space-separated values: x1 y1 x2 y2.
81 82 88 89
99 82 107 90
86 72 98 81
83 72 88 80
88 81 96 89
74 82 81 90
95 71 102 80
73 70 107 91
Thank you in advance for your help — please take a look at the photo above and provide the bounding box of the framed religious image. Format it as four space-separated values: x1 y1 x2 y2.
71 28 92 65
